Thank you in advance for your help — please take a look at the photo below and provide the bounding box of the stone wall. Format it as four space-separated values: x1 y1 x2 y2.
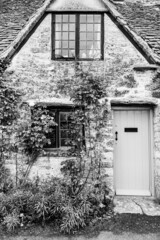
6 12 159 195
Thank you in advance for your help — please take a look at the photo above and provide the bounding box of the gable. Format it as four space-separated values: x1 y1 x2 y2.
5 11 147 105
0 0 160 65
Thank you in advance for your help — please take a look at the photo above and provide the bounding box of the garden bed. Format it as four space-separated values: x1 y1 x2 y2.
1 213 160 239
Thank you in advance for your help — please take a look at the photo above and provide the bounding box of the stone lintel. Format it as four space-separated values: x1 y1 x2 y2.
133 65 160 71
111 97 158 107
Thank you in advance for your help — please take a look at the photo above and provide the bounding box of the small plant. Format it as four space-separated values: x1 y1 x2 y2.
60 200 91 234
34 195 51 227
3 211 20 232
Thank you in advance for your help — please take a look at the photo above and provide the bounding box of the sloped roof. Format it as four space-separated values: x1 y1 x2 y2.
104 0 160 64
0 0 53 60
46 0 108 12
116 1 160 59
0 0 46 56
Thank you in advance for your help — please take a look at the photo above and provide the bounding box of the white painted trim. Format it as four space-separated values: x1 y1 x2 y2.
112 109 116 196
116 189 151 196
150 109 154 196
112 106 153 197
112 106 152 111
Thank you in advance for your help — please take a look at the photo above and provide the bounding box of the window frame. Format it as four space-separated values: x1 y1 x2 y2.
45 106 85 149
51 12 104 61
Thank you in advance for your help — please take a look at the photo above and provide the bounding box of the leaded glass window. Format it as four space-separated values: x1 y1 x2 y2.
52 14 104 60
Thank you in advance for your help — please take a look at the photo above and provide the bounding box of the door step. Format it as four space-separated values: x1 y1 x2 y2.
113 196 160 216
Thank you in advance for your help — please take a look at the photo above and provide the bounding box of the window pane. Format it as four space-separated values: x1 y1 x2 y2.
69 32 75 40
69 24 75 31
62 32 68 40
63 15 69 22
87 24 93 32
87 33 93 40
94 41 100 49
60 122 68 129
55 32 61 40
69 41 75 48
87 15 94 22
80 32 86 40
69 15 75 22
87 50 91 58
69 49 75 57
55 41 61 48
80 24 87 32
80 41 86 50
61 139 71 146
62 41 68 48
87 41 92 49
56 15 62 22
80 50 87 58
94 24 101 32
63 24 68 31
61 130 68 138
62 50 68 57
80 15 87 23
60 113 67 121
55 49 61 57
94 32 100 41
60 112 73 147
94 15 101 23
56 24 62 31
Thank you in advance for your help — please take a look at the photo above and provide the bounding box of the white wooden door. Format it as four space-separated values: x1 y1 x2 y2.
114 109 151 196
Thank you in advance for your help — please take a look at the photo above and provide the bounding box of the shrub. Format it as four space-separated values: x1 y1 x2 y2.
0 174 112 234
3 211 20 232
0 167 14 194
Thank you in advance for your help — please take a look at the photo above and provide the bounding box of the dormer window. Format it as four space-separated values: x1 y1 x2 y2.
52 13 104 60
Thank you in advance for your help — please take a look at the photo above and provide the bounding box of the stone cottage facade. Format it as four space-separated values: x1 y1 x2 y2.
1 0 160 197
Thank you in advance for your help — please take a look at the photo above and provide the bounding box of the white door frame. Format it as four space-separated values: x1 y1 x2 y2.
112 106 154 197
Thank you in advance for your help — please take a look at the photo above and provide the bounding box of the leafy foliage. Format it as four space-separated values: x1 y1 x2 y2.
0 61 113 234
0 59 22 188
0 175 112 234
17 105 56 160
3 211 20 232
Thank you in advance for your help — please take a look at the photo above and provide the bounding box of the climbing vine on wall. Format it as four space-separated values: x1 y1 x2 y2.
0 59 22 187
56 62 110 195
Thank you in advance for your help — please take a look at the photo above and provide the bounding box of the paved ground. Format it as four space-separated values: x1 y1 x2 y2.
2 232 160 240
113 196 160 215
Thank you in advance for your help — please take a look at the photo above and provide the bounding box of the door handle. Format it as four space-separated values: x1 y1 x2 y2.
115 131 118 141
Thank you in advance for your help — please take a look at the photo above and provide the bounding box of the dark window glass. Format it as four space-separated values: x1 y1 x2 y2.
45 109 84 148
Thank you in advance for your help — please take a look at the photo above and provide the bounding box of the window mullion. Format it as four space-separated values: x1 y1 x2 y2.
56 111 60 148
101 14 104 60
75 14 80 60
52 14 55 60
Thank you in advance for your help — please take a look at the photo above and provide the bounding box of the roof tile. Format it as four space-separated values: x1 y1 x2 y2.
0 0 45 55
116 1 160 57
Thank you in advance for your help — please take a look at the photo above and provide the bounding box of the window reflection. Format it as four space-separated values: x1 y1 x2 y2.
54 14 102 59
79 14 101 59
55 14 76 59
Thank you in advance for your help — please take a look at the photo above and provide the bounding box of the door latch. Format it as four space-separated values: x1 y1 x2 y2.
115 131 118 141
